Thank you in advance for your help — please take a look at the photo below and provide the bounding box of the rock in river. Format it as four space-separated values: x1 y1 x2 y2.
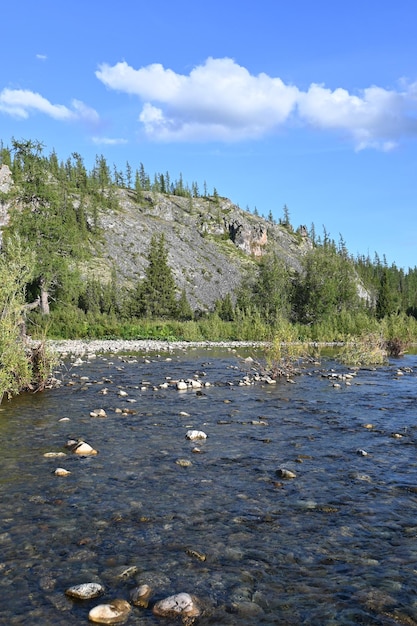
185 430 207 440
152 593 201 621
65 582 104 600
130 583 153 607
54 468 71 477
89 599 131 623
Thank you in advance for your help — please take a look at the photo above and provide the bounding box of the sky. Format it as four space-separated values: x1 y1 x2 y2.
1 0 417 269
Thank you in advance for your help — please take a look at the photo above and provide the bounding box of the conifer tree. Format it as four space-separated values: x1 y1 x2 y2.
134 234 178 318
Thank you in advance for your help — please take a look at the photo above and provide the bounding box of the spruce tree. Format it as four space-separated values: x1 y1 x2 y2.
135 234 178 318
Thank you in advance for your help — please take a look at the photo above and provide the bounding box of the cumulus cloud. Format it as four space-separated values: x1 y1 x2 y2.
0 88 100 125
96 57 417 149
97 57 299 142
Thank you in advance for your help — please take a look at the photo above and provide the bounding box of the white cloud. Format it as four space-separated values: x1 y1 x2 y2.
91 136 128 145
0 88 100 125
96 57 417 149
97 57 300 142
36 54 47 61
297 82 417 150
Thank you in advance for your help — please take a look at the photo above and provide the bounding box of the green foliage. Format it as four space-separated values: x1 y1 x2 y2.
265 320 310 378
132 234 178 319
0 234 56 400
337 332 388 366
293 244 360 325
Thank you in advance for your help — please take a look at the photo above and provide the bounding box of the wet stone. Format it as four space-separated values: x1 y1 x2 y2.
89 599 131 623
185 430 207 440
65 582 104 600
130 583 153 607
153 593 201 621
276 468 297 479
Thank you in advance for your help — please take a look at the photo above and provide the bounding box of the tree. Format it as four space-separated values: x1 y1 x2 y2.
0 235 35 400
376 268 396 319
253 253 291 323
177 288 193 320
293 245 359 325
133 234 178 318
8 139 91 315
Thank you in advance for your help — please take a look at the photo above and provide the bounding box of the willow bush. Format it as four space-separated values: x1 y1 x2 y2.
0 235 56 401
337 332 388 367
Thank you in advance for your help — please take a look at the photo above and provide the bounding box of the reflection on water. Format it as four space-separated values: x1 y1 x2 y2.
1 347 417 625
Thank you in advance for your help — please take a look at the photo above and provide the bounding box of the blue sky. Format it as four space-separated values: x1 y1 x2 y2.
1 0 417 269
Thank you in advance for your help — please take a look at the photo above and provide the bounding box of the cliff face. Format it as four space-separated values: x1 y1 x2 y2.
0 165 313 310
94 190 312 310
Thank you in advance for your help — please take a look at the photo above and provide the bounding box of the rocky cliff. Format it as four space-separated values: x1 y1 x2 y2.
0 164 313 310
93 189 312 310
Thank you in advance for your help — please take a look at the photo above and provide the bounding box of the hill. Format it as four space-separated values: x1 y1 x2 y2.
0 161 312 311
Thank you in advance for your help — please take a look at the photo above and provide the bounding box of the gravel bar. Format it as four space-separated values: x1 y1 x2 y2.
39 339 268 357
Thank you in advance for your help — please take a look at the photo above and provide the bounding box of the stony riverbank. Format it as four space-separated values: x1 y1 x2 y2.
41 339 268 357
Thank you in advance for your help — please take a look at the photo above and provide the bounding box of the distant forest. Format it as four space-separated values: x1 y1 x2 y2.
1 138 417 344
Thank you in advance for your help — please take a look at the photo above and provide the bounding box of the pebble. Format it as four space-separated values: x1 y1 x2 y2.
185 430 207 440
73 441 98 456
130 583 153 607
176 459 192 467
276 468 297 479
65 582 104 600
90 409 107 418
43 452 67 458
89 599 131 624
54 468 71 477
152 593 201 621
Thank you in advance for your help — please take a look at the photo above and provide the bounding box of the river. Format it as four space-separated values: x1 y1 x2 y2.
1 346 417 625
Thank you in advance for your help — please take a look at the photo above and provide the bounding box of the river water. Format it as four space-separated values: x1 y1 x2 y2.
1 347 417 625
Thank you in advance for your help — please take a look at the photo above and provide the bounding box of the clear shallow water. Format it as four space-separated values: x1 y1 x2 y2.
1 348 417 625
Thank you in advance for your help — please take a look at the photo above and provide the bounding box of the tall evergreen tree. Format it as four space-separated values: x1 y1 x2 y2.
134 234 178 318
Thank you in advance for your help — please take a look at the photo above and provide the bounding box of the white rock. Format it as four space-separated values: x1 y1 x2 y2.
118 390 128 397
74 441 98 456
43 451 67 458
130 584 153 607
152 593 200 620
54 468 71 476
90 409 107 418
185 430 207 440
89 599 131 624
189 379 202 389
65 582 104 599
276 468 296 479
176 381 188 390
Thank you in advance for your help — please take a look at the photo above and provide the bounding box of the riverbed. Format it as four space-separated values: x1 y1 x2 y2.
1 345 417 625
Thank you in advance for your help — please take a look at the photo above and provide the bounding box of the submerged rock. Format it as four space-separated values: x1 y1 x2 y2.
65 582 104 600
176 459 192 467
152 593 201 622
88 599 131 623
130 583 153 607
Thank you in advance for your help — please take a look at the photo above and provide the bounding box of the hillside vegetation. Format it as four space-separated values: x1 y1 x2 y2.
1 138 417 354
